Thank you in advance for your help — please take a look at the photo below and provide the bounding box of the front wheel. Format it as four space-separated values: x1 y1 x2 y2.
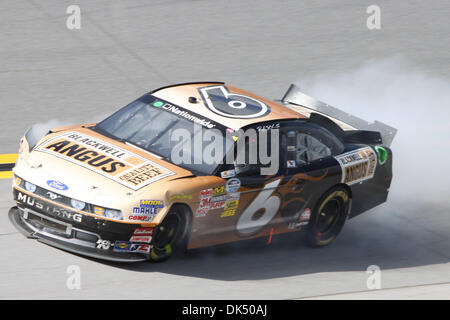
306 186 351 247
149 205 191 262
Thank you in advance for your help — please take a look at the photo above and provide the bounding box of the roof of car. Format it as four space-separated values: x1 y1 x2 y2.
151 82 305 130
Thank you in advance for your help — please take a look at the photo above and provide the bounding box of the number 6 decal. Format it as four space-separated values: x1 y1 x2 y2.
236 179 281 236
199 85 270 119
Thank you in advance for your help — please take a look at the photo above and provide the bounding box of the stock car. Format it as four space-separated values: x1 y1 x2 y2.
9 82 396 262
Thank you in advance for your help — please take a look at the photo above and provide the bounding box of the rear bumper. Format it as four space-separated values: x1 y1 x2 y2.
9 206 149 262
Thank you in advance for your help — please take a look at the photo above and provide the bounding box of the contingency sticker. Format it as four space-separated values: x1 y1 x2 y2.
35 131 175 190
335 147 377 185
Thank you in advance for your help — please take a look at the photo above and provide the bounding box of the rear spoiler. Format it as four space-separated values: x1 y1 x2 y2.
280 84 397 147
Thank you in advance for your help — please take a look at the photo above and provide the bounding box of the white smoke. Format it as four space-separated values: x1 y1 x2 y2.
27 113 110 142
28 119 75 140
297 57 450 205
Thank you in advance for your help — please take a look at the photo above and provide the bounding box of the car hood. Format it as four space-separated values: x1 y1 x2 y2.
14 126 196 213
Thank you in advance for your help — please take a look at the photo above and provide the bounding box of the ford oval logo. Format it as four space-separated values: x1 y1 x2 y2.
47 180 68 191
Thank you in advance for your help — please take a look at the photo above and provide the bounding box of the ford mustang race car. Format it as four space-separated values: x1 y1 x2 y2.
9 82 396 262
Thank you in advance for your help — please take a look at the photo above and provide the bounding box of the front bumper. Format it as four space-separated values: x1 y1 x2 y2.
9 206 150 262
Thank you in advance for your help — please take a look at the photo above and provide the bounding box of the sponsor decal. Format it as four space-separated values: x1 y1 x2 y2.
129 243 152 253
16 191 82 222
288 208 311 230
212 186 226 197
196 188 212 217
128 215 151 222
335 147 377 185
130 226 153 243
220 192 240 218
152 101 164 108
168 193 192 202
287 160 296 168
14 177 22 186
256 123 280 131
96 239 112 250
118 164 173 189
299 208 311 221
114 241 151 253
374 146 388 165
288 208 312 229
287 145 296 152
161 103 216 129
130 200 164 222
209 200 226 210
196 186 241 216
113 241 132 252
130 235 152 243
220 169 236 179
133 228 153 235
36 132 174 190
139 200 164 208
225 178 241 193
47 180 68 191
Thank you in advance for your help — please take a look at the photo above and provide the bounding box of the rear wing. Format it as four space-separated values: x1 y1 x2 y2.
280 84 397 147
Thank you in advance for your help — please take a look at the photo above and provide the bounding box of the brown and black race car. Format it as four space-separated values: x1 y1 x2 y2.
9 82 396 262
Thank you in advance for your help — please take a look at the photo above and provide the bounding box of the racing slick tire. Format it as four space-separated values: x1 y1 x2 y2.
305 186 351 248
149 204 191 262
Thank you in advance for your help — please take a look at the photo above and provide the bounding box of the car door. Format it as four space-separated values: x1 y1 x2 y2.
275 121 345 231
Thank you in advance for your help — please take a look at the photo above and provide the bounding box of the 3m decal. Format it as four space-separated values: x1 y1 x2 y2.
35 132 174 190
335 147 377 185
196 188 213 217
198 85 270 119
236 179 281 235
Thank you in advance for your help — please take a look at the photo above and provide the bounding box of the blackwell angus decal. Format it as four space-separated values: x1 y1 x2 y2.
35 131 174 190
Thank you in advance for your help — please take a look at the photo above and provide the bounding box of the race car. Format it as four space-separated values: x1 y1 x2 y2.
9 82 396 262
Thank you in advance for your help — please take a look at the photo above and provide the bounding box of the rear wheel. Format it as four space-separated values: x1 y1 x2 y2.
149 205 191 262
306 186 351 247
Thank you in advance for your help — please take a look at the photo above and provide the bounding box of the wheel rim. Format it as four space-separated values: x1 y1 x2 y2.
153 214 181 249
316 199 341 234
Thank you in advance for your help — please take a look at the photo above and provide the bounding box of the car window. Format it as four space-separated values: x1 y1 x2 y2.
284 125 338 168
296 132 331 163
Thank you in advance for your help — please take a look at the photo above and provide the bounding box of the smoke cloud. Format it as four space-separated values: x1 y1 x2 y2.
297 57 450 204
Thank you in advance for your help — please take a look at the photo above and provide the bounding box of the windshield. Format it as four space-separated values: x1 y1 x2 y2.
93 94 233 175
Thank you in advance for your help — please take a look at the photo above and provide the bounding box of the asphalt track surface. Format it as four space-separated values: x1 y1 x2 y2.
1 1 449 299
